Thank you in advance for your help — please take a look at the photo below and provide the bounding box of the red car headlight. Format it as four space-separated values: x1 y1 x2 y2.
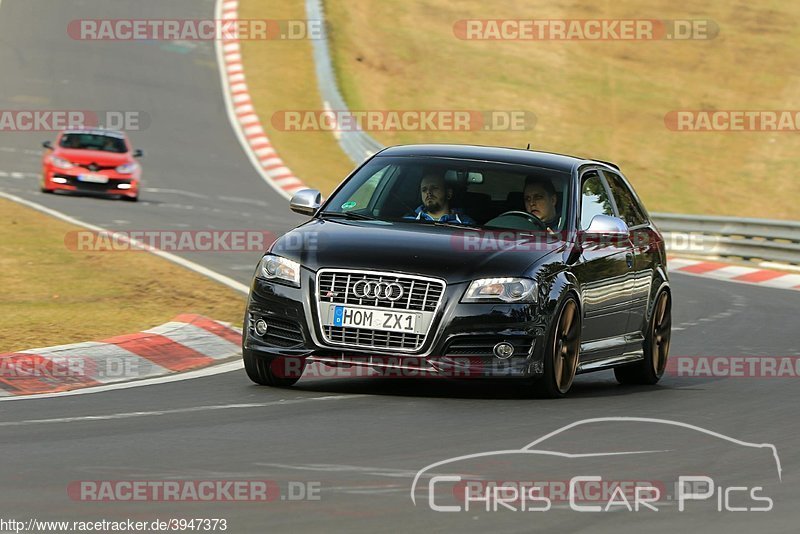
115 162 139 174
49 155 74 169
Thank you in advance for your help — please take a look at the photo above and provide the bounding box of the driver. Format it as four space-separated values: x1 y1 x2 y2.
406 171 475 224
523 176 559 230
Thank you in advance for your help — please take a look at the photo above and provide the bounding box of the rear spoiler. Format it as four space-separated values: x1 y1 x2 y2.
592 159 620 170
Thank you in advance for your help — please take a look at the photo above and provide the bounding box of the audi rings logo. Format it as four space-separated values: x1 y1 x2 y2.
352 280 405 301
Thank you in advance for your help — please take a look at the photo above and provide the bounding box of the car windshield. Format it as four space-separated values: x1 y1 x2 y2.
59 133 127 153
321 156 571 231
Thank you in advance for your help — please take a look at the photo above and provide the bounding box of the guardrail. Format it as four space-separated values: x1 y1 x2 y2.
306 0 383 164
306 2 800 266
651 213 800 266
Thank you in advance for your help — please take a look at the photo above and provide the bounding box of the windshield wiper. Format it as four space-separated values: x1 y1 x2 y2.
430 220 482 231
319 211 376 221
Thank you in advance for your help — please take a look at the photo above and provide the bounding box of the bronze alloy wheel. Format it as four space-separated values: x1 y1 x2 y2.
553 298 581 394
534 295 582 398
650 291 672 376
614 289 672 386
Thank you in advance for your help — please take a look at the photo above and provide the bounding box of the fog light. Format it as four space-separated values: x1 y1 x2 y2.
493 342 514 359
52 177 68 184
118 183 132 189
254 319 268 336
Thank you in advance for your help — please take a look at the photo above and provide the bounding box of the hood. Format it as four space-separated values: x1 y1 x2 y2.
54 148 131 166
271 219 566 283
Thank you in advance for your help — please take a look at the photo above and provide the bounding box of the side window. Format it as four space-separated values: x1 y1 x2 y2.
604 171 647 227
580 172 615 230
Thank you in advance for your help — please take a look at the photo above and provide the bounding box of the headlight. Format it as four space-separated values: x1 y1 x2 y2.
257 254 300 286
116 162 139 174
462 277 537 303
50 156 74 169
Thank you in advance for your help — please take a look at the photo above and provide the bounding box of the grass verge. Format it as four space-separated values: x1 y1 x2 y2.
238 0 354 195
239 0 799 219
0 198 245 353
323 0 800 219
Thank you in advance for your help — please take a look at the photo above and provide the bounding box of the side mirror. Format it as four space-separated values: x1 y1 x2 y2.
290 188 321 216
42 141 53 149
133 149 143 158
584 214 629 237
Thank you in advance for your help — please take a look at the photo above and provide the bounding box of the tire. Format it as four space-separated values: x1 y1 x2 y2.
615 290 672 385
533 294 581 398
122 195 139 202
243 350 305 387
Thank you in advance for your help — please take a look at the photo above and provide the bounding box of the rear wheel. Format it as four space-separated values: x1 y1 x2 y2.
615 290 672 385
533 295 581 398
243 350 305 387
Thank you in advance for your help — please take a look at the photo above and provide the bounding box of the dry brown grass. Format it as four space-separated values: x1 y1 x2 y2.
316 0 800 218
238 0 354 195
0 199 245 353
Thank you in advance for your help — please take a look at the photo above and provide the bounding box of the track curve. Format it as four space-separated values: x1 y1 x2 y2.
1 1 798 532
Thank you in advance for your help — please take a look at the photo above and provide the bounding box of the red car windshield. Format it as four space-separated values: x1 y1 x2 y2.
59 133 127 153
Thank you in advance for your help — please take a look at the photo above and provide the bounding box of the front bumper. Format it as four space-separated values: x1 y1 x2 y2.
42 166 139 197
243 270 551 379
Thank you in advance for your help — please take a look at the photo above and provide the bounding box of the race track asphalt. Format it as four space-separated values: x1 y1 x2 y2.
0 1 798 532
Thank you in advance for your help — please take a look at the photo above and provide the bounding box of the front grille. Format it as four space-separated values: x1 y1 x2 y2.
76 163 117 171
444 336 534 358
323 325 424 351
55 174 128 191
249 314 304 347
318 271 444 312
316 269 446 352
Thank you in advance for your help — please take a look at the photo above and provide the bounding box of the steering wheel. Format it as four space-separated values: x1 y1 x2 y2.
488 210 548 230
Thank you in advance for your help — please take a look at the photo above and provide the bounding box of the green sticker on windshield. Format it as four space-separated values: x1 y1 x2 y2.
341 201 357 210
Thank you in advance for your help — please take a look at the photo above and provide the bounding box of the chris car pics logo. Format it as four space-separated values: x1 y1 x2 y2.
411 417 781 513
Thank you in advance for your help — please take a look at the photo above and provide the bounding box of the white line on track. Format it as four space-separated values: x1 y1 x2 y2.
0 191 248 295
0 193 254 400
0 394 366 425
0 361 245 402
143 187 209 199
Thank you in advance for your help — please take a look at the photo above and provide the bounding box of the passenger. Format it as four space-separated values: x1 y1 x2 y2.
102 137 118 152
523 176 559 230
406 171 475 224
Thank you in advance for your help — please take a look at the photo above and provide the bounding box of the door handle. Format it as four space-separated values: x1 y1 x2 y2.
625 253 634 269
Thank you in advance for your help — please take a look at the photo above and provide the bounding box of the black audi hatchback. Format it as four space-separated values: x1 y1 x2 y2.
243 145 671 397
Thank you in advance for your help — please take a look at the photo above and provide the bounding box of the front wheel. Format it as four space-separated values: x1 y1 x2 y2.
615 290 672 385
533 295 581 398
243 351 305 387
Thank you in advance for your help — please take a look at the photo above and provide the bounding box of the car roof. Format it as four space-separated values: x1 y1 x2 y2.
60 128 127 139
376 144 617 173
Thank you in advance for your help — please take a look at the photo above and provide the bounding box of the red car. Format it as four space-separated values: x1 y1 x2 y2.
41 129 143 201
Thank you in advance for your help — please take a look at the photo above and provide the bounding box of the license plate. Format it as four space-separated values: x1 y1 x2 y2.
333 306 417 333
77 174 108 183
